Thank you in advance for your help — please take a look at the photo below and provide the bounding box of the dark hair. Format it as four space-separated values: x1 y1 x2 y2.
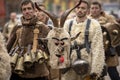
91 1 102 9
75 0 90 9
20 0 34 11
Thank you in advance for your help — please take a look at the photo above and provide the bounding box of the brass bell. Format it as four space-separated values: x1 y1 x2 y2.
36 50 44 64
23 53 33 68
14 56 24 75
11 53 18 68
31 50 36 62
43 52 49 61
23 44 33 67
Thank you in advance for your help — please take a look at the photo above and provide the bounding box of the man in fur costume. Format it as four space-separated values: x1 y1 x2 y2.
0 32 11 80
89 1 120 80
7 0 50 80
63 0 105 80
89 1 116 26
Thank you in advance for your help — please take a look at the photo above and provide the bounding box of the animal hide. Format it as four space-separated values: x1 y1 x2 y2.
0 32 11 80
104 23 120 47
47 28 71 69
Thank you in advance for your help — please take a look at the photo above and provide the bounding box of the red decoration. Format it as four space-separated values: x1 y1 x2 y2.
59 56 64 63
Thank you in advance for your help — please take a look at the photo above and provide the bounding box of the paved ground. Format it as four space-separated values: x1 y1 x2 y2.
105 57 120 80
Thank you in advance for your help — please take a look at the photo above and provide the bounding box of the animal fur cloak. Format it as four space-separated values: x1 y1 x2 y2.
0 32 11 80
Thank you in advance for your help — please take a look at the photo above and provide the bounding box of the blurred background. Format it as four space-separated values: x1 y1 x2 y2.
0 0 120 31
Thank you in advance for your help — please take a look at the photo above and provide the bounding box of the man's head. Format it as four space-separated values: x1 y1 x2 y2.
20 0 35 20
35 3 48 23
75 0 90 18
37 3 45 10
90 1 102 18
10 12 17 21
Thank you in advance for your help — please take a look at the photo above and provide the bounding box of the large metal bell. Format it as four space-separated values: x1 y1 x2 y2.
23 53 33 68
14 56 24 75
11 53 18 68
36 50 45 64
72 59 90 76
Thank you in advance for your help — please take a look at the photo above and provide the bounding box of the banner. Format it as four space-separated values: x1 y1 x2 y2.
0 0 6 18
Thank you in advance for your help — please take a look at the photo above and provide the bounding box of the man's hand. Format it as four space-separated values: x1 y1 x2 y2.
36 21 46 27
89 73 97 79
36 21 50 32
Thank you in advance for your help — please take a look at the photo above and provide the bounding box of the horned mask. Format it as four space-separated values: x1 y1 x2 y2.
35 0 81 69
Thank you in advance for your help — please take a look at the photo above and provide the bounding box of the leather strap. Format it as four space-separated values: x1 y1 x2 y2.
11 28 22 49
32 25 39 53
68 20 73 36
85 19 91 53
74 41 81 59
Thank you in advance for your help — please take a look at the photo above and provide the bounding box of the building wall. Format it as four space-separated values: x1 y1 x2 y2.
44 0 120 13
0 0 6 31
1 0 119 30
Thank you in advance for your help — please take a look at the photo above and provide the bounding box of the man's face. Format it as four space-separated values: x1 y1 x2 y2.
10 13 16 21
36 11 47 22
75 2 89 18
35 6 47 23
21 3 35 20
90 4 101 17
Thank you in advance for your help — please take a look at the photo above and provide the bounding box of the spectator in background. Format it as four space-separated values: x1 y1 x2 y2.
3 12 18 41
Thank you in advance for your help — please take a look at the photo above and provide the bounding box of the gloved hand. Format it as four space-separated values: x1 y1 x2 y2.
89 73 97 79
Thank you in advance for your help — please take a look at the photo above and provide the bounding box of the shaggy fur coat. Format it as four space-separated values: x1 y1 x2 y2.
0 32 11 80
63 17 105 80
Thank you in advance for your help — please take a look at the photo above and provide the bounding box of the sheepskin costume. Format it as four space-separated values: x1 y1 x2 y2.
0 32 11 80
7 16 50 78
63 17 105 80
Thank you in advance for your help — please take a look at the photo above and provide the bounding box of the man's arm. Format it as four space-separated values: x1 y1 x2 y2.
90 20 105 77
6 25 21 52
